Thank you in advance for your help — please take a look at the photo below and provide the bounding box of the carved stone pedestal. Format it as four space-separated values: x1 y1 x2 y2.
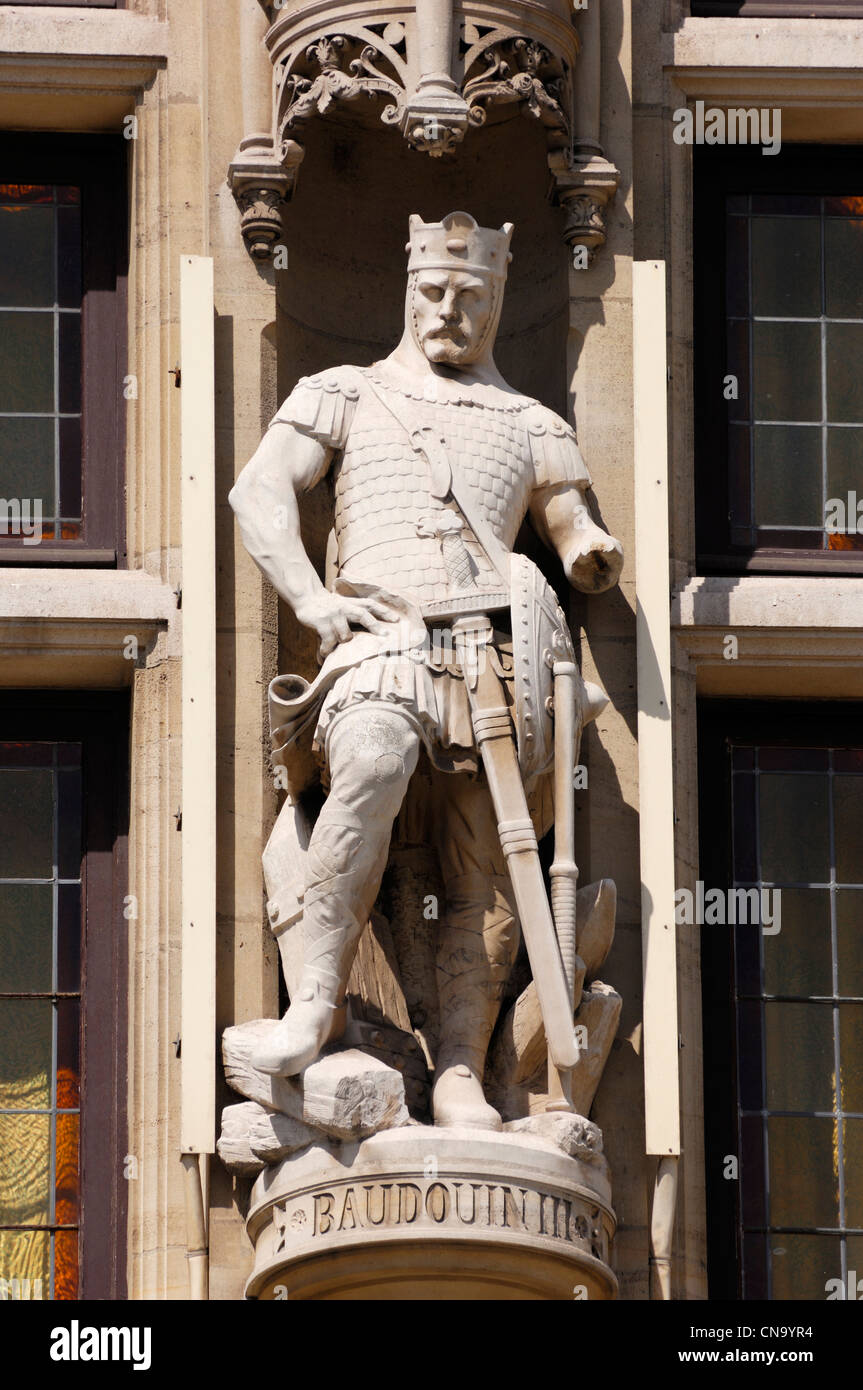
244 1126 617 1300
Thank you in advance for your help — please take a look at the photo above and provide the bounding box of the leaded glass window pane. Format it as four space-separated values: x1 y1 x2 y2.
0 742 82 1300
730 743 863 1300
0 186 82 545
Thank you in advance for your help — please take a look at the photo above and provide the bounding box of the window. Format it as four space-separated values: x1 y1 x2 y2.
0 697 128 1301
700 704 863 1300
0 137 127 565
695 146 863 573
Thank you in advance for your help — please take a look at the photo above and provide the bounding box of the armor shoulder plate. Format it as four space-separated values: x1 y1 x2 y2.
526 404 592 491
270 367 361 449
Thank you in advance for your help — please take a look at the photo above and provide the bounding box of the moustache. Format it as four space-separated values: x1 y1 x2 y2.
424 325 467 343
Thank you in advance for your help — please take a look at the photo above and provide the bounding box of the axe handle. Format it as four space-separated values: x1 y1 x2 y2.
546 662 585 1114
550 662 585 1003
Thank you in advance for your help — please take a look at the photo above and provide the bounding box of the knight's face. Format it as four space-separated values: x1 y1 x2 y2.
410 269 494 366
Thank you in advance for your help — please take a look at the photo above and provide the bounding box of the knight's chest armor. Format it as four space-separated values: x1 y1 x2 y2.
333 384 534 606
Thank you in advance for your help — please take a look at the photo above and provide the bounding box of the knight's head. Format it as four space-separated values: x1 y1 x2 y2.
404 211 513 368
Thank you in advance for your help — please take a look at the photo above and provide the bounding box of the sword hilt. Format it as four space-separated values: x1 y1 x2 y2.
418 510 476 591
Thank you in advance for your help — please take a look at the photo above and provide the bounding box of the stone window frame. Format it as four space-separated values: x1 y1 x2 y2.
698 699 863 1301
691 2 863 15
694 142 863 577
0 692 130 1300
4 1 122 7
0 134 128 567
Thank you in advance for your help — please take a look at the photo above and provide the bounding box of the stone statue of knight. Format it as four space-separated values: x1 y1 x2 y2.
230 211 623 1130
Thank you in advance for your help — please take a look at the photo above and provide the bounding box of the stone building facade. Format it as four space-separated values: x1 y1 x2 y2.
0 0 861 1303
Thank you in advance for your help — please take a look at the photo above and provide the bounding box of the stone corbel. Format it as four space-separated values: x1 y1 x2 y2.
230 0 296 259
400 0 470 156
228 134 297 261
552 152 619 267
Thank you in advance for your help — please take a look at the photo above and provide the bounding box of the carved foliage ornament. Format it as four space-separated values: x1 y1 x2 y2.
275 25 410 159
278 31 408 150
230 7 617 264
273 25 570 166
463 36 569 150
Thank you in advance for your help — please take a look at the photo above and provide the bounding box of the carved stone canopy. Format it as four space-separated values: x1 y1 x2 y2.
229 0 619 265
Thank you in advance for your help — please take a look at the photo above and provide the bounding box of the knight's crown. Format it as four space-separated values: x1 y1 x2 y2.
406 211 513 278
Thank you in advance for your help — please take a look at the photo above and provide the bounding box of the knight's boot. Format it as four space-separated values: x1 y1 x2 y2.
254 711 418 1077
432 874 519 1130
252 803 374 1076
252 894 362 1076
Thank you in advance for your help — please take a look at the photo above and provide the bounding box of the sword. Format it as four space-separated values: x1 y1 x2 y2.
417 510 579 1094
451 613 579 1086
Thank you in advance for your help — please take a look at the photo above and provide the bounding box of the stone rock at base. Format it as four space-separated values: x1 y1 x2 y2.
301 1047 410 1139
576 878 617 982
504 1111 604 1163
222 1020 409 1142
570 982 623 1115
218 1098 344 1175
250 1108 319 1164
218 1101 270 1176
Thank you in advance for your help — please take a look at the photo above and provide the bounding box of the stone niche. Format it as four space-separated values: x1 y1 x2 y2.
277 115 570 403
221 17 622 1300
276 112 571 665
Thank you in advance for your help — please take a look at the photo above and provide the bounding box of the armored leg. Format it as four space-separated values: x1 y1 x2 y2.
253 706 420 1075
430 770 519 1130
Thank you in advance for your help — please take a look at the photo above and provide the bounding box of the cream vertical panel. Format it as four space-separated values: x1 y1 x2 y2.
633 260 681 1159
180 255 217 1156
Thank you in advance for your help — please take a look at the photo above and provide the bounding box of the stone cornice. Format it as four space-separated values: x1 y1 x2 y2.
672 575 863 630
668 18 863 103
672 576 863 697
0 570 176 687
0 11 169 75
669 16 863 74
0 52 167 95
266 0 578 70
